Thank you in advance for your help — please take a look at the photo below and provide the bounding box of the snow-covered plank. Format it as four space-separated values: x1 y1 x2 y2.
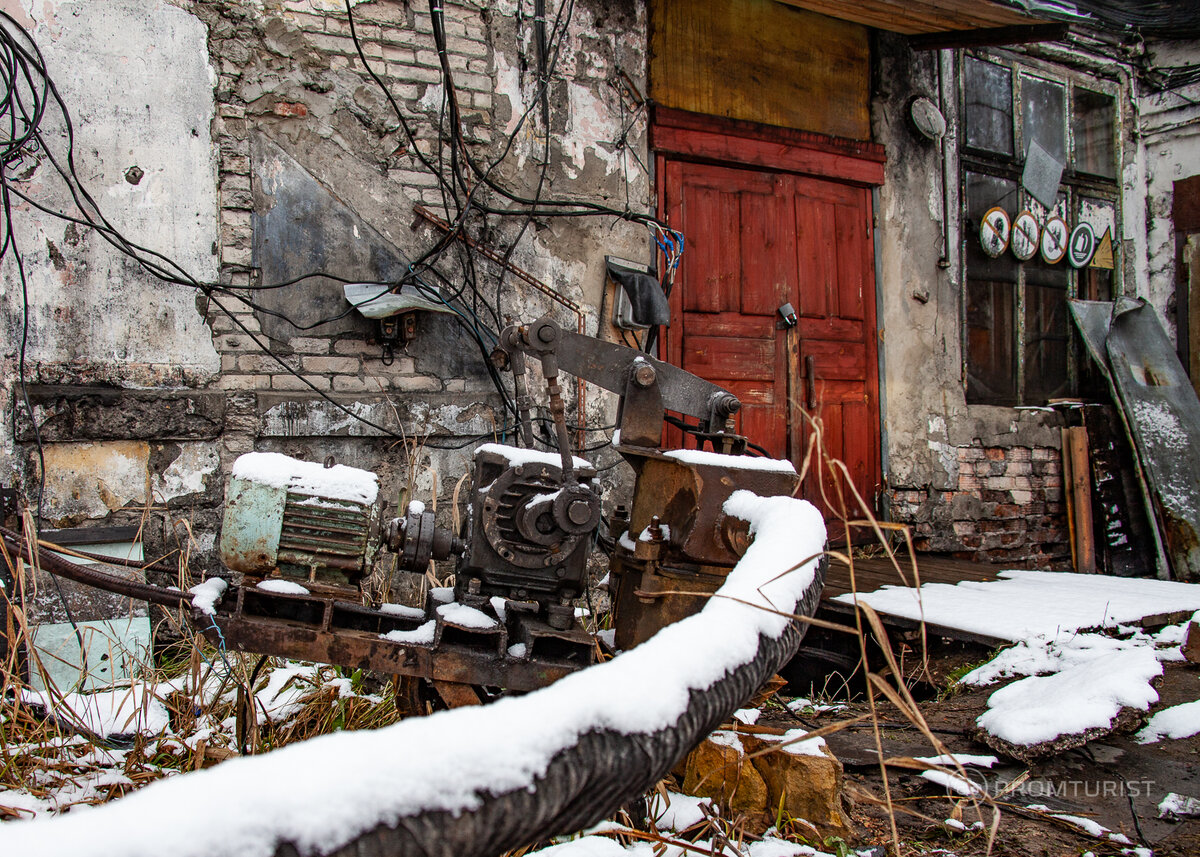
831 569 1200 643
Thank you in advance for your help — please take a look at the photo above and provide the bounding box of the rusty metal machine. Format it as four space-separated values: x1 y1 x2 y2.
10 316 801 701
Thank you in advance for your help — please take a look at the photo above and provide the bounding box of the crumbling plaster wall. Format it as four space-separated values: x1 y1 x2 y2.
3 0 653 581
0 0 224 541
871 33 1101 565
1140 39 1200 330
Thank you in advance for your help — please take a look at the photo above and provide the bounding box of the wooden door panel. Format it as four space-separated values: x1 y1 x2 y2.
662 156 879 528
684 333 777 381
795 194 836 320
833 200 867 321
800 340 866 381
682 184 740 313
739 179 795 316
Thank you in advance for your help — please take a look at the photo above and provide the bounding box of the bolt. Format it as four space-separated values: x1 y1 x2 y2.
633 363 656 388
567 498 592 526
648 515 664 542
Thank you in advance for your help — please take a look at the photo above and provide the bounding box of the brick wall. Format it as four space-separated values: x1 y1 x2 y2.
202 1 496 411
888 444 1070 568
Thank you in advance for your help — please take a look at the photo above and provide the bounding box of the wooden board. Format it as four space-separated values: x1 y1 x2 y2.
650 0 871 141
822 554 1000 600
660 158 881 532
775 0 1038 36
1064 425 1097 573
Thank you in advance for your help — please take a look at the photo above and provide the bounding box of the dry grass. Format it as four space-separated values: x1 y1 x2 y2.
1 418 1019 856
0 524 406 820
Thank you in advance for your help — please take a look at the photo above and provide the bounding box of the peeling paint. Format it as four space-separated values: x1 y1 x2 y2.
41 441 150 523
153 443 220 503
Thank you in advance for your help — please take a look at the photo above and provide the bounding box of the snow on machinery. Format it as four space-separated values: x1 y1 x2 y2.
14 316 807 702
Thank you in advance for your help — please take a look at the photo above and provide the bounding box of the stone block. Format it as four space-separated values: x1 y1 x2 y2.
681 733 769 816
680 732 853 840
1184 620 1200 664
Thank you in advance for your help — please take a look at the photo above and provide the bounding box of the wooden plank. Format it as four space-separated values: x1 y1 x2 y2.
432 680 481 708
1061 428 1078 573
822 554 999 599
909 23 1071 51
776 0 1039 35
650 0 871 141
652 125 885 188
1066 426 1097 573
819 599 1011 648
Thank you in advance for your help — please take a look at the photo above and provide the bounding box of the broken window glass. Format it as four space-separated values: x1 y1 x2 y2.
1073 87 1116 178
961 54 1121 407
1021 74 1066 165
964 56 1013 156
1023 262 1071 402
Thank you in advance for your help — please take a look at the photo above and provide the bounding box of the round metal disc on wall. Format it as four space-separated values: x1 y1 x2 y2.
980 206 1011 258
908 95 947 141
1011 211 1040 261
1068 221 1097 268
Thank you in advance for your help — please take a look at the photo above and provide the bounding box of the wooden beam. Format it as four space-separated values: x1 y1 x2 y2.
651 107 886 187
1064 426 1097 574
909 22 1071 50
775 0 1038 36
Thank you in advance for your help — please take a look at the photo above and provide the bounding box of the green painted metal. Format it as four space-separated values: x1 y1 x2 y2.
220 477 287 575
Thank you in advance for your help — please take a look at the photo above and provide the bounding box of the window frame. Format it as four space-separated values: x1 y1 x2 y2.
959 50 1123 407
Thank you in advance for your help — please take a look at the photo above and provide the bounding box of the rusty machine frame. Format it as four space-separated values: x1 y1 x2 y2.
6 316 801 703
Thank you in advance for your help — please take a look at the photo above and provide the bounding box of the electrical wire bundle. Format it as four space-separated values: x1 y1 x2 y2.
0 2 685 469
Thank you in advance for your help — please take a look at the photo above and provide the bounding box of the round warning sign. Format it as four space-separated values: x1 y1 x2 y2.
1068 222 1096 268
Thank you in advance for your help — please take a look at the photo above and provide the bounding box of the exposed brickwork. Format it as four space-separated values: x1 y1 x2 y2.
888 444 1070 568
193 0 502 467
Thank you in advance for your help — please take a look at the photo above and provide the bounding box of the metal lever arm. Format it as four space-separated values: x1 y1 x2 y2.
552 328 738 426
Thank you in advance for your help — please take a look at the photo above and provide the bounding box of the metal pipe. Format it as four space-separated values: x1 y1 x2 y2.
0 527 190 609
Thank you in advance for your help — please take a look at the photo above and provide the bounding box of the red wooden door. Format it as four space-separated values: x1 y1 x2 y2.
661 159 881 528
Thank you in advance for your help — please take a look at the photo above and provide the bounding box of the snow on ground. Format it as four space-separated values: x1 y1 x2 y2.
1046 812 1132 845
977 646 1163 747
832 570 1200 642
647 791 711 831
844 569 1200 751
961 624 1187 688
1136 699 1200 743
920 770 986 797
785 696 845 715
20 685 170 739
0 489 826 857
523 832 838 857
1158 792 1200 820
960 615 1195 748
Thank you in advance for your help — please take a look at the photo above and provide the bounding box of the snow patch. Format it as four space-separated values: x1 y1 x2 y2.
188 578 228 616
256 579 310 596
977 648 1162 747
0 489 825 857
834 569 1200 642
663 449 798 475
232 451 378 505
382 621 436 646
437 602 499 629
1136 699 1200 743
